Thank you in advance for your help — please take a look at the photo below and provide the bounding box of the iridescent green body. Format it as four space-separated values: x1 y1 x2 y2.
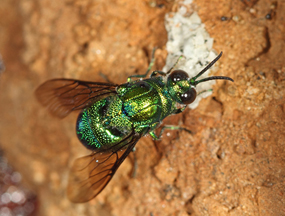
36 51 233 203
76 76 179 151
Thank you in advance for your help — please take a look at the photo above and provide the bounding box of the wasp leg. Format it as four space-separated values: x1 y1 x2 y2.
131 147 138 178
150 53 185 77
150 70 167 77
99 72 113 83
150 125 191 140
172 106 187 115
127 48 156 82
166 55 184 74
197 89 213 96
130 125 154 178
149 131 159 140
149 107 187 139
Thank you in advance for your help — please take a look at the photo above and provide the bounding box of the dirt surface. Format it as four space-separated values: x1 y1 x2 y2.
0 0 284 215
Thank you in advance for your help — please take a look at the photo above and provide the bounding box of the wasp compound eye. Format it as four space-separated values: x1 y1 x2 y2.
180 88 196 104
168 70 189 83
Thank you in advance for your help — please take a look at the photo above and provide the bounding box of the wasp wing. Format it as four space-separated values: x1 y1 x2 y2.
67 132 141 203
35 79 118 118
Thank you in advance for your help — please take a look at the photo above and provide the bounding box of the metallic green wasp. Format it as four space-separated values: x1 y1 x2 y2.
36 51 233 203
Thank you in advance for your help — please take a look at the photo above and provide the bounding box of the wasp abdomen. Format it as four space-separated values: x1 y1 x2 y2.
76 96 132 151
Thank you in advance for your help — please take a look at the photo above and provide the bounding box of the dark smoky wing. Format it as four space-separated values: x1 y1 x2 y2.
35 79 118 118
67 132 141 203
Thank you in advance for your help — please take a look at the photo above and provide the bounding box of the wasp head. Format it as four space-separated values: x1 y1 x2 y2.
166 52 234 105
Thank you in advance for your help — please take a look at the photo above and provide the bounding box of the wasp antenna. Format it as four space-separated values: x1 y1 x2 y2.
189 52 234 85
192 52 223 82
195 76 234 85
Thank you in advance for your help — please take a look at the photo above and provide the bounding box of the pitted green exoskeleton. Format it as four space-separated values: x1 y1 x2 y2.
35 50 233 203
